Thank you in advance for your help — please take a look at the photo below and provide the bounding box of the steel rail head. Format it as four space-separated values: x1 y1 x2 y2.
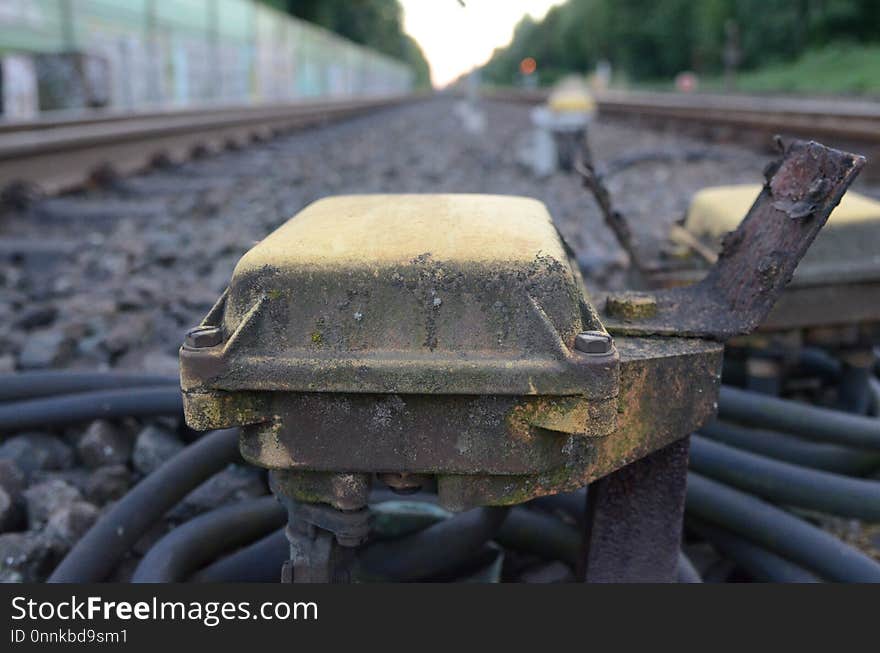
0 96 416 196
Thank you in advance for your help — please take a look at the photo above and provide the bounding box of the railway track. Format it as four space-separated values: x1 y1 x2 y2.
0 95 417 196
489 87 880 149
7 89 874 198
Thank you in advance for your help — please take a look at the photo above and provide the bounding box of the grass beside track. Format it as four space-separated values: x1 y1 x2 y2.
701 44 880 96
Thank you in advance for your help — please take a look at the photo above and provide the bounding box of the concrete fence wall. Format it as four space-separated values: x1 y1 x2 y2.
0 0 413 118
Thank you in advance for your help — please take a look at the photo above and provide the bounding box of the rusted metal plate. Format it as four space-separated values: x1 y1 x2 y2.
238 393 618 476
682 185 880 288
603 140 865 339
435 336 722 510
185 334 719 511
646 270 880 334
653 184 880 333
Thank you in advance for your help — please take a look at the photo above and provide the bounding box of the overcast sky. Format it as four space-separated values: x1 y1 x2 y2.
399 0 565 87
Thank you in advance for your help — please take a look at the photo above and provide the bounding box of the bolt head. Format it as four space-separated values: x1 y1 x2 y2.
185 325 223 348
379 472 427 495
574 330 613 355
605 292 658 320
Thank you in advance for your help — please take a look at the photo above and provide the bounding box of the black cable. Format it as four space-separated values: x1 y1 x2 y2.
0 386 182 432
794 347 841 382
686 472 880 582
688 518 819 583
690 435 880 521
719 385 880 450
194 505 565 583
700 420 880 476
48 428 241 582
495 507 581 568
677 551 702 583
357 506 509 581
838 360 873 415
526 489 586 525
0 371 177 402
133 496 285 583
190 529 288 583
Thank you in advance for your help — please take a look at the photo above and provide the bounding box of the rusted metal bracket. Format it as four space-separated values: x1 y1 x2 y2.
282 523 356 583
575 157 647 283
600 140 865 339
581 437 690 583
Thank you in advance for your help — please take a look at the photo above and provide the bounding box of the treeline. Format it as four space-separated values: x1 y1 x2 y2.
482 0 880 85
261 0 431 87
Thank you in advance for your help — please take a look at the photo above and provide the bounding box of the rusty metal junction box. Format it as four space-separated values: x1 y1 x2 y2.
177 139 863 582
180 194 722 511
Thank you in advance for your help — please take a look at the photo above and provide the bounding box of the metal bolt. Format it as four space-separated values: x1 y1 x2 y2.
184 325 223 348
280 560 293 584
574 330 613 355
605 292 658 320
379 472 427 495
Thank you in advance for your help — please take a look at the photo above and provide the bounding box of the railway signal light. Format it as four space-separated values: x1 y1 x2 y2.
520 57 537 76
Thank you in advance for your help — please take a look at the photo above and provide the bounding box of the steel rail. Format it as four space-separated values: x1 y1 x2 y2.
0 94 418 195
597 95 880 143
0 96 415 135
487 88 880 144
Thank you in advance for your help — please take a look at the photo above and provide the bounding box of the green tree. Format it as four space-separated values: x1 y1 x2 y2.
481 0 880 86
263 0 431 87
